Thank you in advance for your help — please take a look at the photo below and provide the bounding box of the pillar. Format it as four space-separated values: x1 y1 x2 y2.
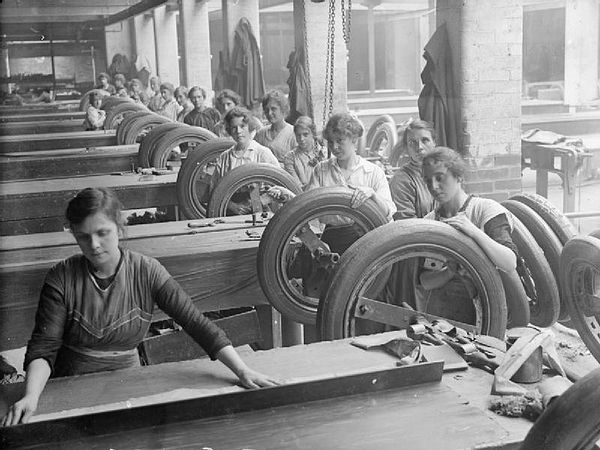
179 0 212 92
153 5 180 86
133 13 157 82
437 0 524 201
222 0 260 62
293 0 348 130
105 20 134 68
564 0 599 108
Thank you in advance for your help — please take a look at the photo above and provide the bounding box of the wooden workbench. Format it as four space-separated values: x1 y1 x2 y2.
0 217 269 351
0 130 117 152
0 145 139 181
0 111 85 123
0 119 84 136
0 336 529 449
0 172 177 235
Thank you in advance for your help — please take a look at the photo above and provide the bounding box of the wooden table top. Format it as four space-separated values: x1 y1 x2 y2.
0 334 530 449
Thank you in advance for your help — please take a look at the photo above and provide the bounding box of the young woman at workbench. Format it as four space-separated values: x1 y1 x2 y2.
1 187 278 427
254 90 297 164
268 112 396 253
419 147 520 322
283 116 327 189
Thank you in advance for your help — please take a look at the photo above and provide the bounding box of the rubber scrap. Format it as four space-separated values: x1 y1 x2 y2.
489 391 542 421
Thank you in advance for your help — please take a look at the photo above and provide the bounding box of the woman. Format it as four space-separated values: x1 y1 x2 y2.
213 89 261 137
211 107 279 214
112 74 127 95
388 119 437 220
183 86 221 133
254 90 297 163
156 82 181 121
283 116 326 189
175 86 193 122
129 78 149 106
82 91 106 131
147 76 164 112
419 147 519 322
95 72 115 95
269 112 396 252
1 188 277 427
385 120 437 307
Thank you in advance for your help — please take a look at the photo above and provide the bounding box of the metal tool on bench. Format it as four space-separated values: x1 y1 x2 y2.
407 319 501 373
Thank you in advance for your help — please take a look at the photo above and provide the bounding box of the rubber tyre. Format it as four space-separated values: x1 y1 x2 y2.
257 186 389 325
100 96 128 111
176 138 234 219
137 122 185 168
104 102 147 130
560 236 600 363
118 112 172 146
369 122 398 159
510 193 577 245
501 201 560 327
79 89 111 111
589 229 600 240
207 163 302 218
365 114 396 148
317 219 508 340
149 125 217 169
520 368 600 450
502 199 568 321
498 269 530 328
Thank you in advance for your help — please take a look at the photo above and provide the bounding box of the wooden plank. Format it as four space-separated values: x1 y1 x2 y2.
0 363 444 447
0 221 268 351
0 173 177 235
0 119 84 136
0 111 85 123
0 145 139 181
0 130 117 152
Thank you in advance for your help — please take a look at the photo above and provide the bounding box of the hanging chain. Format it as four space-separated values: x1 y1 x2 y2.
340 0 352 45
301 0 313 118
322 0 336 129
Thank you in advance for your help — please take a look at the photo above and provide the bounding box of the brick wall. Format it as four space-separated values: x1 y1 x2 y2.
437 0 523 201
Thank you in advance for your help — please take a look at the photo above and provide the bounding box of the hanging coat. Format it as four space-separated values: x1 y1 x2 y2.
286 48 313 123
230 18 265 109
417 23 459 152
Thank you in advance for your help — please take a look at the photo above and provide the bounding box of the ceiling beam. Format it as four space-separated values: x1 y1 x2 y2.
103 0 169 25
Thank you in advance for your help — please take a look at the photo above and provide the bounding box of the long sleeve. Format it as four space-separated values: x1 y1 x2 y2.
24 283 68 373
283 152 302 186
155 278 231 360
390 172 418 220
85 106 106 130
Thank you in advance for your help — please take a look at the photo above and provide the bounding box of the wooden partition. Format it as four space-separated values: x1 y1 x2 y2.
0 130 117 152
0 172 177 235
0 145 140 181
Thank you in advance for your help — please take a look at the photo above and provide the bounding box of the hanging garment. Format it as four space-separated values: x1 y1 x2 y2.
417 23 460 151
286 48 313 122
229 18 265 109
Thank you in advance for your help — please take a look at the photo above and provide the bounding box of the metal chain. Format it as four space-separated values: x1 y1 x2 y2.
322 0 336 129
301 0 313 118
340 0 352 45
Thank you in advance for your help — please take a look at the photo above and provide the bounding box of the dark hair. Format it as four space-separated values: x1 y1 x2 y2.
422 146 468 180
261 90 290 116
215 89 242 113
97 72 110 82
66 187 125 233
188 86 207 99
130 78 142 88
88 91 102 104
114 73 126 83
293 116 317 137
322 112 364 142
223 106 260 134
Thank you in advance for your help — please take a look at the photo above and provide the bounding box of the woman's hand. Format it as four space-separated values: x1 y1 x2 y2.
349 186 375 209
1 394 39 427
266 186 295 203
227 201 253 215
441 212 479 238
236 368 280 389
